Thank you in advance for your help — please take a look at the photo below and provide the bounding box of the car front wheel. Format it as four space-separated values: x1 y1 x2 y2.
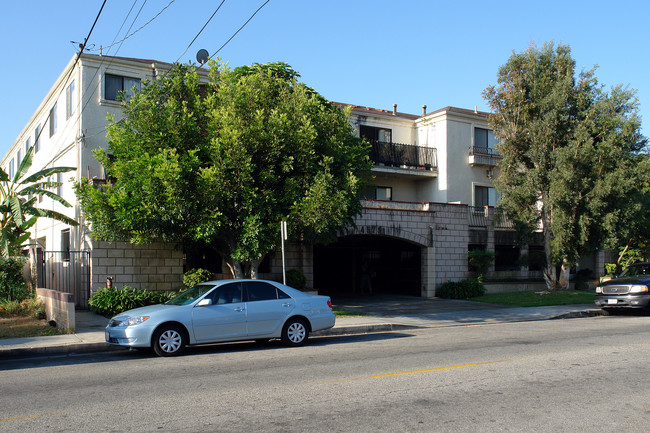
153 324 186 356
281 318 309 347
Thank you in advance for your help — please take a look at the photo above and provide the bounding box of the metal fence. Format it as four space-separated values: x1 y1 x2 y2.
37 250 91 309
369 140 437 170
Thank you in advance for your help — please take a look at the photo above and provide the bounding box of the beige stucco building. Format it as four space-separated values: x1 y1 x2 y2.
2 53 606 305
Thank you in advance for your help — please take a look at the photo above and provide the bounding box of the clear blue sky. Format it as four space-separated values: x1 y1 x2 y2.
1 0 648 155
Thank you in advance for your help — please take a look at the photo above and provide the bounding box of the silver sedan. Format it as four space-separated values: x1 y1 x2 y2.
105 279 336 356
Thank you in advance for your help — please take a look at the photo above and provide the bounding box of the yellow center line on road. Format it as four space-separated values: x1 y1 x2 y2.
0 412 64 423
318 359 514 384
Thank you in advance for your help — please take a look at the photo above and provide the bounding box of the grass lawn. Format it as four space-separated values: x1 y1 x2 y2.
332 307 369 317
0 315 65 339
470 290 595 307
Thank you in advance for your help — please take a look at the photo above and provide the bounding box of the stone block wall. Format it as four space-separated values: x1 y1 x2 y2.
37 288 75 331
91 241 183 292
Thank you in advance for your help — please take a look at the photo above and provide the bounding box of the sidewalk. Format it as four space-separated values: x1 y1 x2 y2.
0 296 602 359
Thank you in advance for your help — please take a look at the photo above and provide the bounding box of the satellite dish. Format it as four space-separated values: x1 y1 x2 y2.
196 49 209 66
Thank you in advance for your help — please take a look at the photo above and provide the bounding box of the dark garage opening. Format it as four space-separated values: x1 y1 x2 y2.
314 235 421 297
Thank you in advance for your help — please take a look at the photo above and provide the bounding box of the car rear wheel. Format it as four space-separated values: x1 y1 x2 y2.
153 324 186 356
281 318 309 347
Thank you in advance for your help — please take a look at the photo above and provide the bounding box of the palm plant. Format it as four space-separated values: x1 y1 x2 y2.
0 147 77 257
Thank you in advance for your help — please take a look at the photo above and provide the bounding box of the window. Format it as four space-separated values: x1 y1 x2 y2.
360 125 392 143
16 149 21 167
208 283 243 304
474 127 498 149
245 281 280 301
8 159 13 180
61 229 70 262
475 185 498 207
35 124 41 152
25 137 31 155
376 186 392 201
49 103 57 137
105 74 141 101
66 80 76 119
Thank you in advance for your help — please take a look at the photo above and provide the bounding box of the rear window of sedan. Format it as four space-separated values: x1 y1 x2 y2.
246 281 290 301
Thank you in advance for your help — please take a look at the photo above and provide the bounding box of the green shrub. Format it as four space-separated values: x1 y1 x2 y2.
0 257 30 302
183 268 215 289
437 279 486 299
89 286 177 317
285 269 307 291
467 249 495 277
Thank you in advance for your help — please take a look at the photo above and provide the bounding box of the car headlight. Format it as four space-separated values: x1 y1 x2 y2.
115 316 150 327
595 287 602 294
630 285 648 293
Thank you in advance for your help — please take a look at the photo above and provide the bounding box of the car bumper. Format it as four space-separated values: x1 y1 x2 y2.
105 325 154 348
309 312 336 332
595 295 650 308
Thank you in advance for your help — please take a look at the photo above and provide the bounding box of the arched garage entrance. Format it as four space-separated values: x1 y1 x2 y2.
314 235 421 297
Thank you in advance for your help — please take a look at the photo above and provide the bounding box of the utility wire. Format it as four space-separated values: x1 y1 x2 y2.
210 0 271 58
174 0 227 63
27 0 108 165
89 0 176 52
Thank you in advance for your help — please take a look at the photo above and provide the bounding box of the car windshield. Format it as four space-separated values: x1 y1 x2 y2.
166 284 215 305
620 264 650 277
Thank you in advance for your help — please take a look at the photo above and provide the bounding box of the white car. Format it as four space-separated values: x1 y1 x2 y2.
105 279 336 356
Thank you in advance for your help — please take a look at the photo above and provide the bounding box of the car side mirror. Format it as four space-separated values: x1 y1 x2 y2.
197 298 212 307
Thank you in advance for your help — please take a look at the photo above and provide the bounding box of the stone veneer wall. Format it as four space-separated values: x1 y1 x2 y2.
91 241 184 292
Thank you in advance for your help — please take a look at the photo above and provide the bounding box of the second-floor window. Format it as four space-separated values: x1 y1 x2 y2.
8 159 14 180
105 74 141 101
475 185 498 207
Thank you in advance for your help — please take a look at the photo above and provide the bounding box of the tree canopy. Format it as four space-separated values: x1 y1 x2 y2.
76 61 372 278
483 42 648 288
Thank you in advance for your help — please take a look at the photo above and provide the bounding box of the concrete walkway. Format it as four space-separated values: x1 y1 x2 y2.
0 296 602 359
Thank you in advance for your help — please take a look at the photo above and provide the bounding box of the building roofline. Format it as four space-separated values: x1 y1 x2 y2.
333 101 491 121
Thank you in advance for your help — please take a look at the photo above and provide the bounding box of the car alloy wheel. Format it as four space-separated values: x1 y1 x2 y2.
282 318 309 346
153 325 186 356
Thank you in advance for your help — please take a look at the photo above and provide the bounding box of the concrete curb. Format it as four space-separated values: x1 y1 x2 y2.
0 324 409 360
550 309 605 320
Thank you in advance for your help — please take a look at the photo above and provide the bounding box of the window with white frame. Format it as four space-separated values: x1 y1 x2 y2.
8 158 14 180
16 149 21 168
474 185 498 207
35 124 41 152
25 137 31 155
66 80 76 119
105 73 141 101
49 103 57 137
61 229 70 262
474 127 498 149
376 186 392 201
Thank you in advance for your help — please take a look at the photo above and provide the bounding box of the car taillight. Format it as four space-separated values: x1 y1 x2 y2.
327 300 332 309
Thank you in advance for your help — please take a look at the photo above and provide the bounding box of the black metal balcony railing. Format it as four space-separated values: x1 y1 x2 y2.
468 206 515 229
468 146 502 167
368 140 437 170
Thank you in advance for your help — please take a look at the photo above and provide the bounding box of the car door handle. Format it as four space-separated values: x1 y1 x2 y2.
282 303 292 308
233 307 245 312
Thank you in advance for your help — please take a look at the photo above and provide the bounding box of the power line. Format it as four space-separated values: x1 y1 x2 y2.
174 0 227 63
210 0 271 58
28 0 108 163
89 0 177 53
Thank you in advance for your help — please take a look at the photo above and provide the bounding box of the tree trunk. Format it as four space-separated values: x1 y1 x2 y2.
225 259 243 279
250 259 259 279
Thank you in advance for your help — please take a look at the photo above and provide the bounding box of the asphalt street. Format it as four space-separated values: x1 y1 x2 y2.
2 314 649 432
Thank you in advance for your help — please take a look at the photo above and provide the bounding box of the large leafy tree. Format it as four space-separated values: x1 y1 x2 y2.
483 42 648 289
0 146 77 257
77 61 371 278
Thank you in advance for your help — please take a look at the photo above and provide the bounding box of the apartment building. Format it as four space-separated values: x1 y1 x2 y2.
5 53 593 304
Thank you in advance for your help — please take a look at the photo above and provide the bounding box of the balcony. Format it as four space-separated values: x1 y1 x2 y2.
468 206 515 229
368 140 437 173
468 146 502 167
